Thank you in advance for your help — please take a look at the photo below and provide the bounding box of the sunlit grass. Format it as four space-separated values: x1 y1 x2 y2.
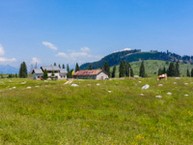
0 78 193 144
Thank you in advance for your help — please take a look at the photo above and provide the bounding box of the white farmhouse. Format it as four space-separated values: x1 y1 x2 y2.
32 66 67 80
32 69 43 80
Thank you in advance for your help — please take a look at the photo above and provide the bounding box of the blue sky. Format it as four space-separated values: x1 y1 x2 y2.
0 0 193 68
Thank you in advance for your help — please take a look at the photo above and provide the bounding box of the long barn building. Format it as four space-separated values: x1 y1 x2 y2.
73 69 109 80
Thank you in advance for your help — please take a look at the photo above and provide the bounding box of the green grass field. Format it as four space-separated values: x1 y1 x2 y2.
111 60 193 77
0 78 193 144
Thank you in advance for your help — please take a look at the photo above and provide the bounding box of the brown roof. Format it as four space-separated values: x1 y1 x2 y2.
73 69 103 76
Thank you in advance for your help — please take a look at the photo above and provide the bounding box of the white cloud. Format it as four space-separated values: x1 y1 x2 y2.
56 47 101 63
31 57 41 65
123 48 132 51
0 44 5 56
0 57 16 63
57 52 68 58
41 40 101 64
42 41 58 51
0 44 16 63
81 47 90 53
114 48 132 53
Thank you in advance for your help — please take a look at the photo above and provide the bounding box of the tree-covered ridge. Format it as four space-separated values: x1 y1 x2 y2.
80 49 141 69
80 50 193 70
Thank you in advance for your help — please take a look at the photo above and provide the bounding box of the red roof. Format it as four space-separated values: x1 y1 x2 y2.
73 69 103 76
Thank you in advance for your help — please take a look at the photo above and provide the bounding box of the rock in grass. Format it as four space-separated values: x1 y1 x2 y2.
158 84 163 87
26 86 32 89
155 95 162 99
96 83 100 86
71 84 79 87
21 81 27 84
141 84 150 90
167 92 172 95
184 94 189 97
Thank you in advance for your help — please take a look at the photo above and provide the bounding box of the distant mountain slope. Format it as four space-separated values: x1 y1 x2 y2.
112 60 193 77
80 49 141 69
0 65 18 74
80 49 191 69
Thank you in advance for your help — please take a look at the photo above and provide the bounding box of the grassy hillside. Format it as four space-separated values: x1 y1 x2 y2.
111 60 193 77
1 78 193 144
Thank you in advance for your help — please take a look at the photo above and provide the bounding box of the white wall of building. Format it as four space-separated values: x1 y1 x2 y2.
96 72 109 80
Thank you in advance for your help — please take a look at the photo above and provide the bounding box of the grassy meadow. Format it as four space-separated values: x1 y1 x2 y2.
112 60 193 77
0 77 193 144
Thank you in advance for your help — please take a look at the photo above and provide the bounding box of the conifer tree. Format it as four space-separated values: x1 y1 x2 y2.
187 69 190 77
111 66 116 78
119 61 125 77
75 63 80 72
19 62 28 78
130 67 134 77
43 70 48 80
62 64 65 69
58 64 61 68
66 64 70 78
125 62 130 77
103 62 110 77
163 66 166 74
167 62 176 77
139 61 145 77
68 69 73 78
175 62 180 77
191 68 193 77
158 68 163 75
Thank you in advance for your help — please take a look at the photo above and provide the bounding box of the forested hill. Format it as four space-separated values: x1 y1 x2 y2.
80 49 193 69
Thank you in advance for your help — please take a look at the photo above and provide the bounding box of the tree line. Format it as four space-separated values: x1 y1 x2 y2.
102 60 193 78
16 60 193 79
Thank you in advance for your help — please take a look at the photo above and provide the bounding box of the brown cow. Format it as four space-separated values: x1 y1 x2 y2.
157 73 167 80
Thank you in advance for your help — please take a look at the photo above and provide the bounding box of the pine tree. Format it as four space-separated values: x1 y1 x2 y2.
175 61 180 77
19 62 28 78
191 68 193 77
66 64 70 78
125 62 130 77
187 69 190 77
62 64 65 69
67 64 70 73
139 61 145 77
163 66 166 74
75 63 80 72
103 62 110 77
125 62 133 77
158 68 163 75
43 70 48 80
119 61 125 77
111 66 116 78
68 69 73 78
58 64 61 68
54 62 57 66
167 62 176 77
130 67 134 77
